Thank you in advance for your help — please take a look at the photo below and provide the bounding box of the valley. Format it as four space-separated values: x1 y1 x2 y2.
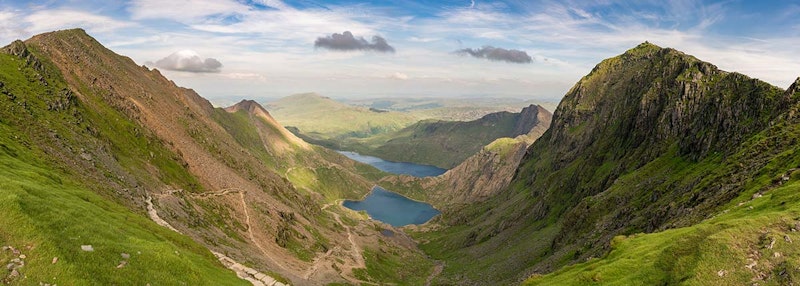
2 27 800 286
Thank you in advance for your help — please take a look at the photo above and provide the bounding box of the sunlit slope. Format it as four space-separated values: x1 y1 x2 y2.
0 43 243 285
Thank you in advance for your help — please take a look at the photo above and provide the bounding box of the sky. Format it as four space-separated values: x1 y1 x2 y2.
0 0 799 104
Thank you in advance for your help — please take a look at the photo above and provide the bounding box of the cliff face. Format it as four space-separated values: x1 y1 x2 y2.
421 42 795 285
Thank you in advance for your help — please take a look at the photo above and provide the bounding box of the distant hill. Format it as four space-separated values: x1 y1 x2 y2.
265 93 418 140
358 104 552 168
344 97 557 121
267 93 553 168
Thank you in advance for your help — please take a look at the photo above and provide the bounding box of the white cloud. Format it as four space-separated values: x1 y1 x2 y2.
387 72 409 80
150 50 222 73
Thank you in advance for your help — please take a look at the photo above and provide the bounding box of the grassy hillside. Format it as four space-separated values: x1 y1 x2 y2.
0 43 242 285
417 42 799 285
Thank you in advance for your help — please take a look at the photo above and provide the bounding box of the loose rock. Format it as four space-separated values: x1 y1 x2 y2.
51 257 58 264
785 235 793 243
717 269 727 277
121 253 130 259
80 245 94 252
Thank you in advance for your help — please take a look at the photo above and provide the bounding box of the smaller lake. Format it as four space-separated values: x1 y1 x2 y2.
343 186 440 227
337 151 447 177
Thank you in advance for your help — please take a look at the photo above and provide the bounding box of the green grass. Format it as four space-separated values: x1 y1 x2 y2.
352 245 434 285
525 179 800 285
0 122 244 285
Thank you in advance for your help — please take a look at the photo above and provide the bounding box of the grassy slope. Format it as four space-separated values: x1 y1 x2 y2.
0 50 241 284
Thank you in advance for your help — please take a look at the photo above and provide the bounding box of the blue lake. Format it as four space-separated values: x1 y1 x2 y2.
343 186 441 227
337 151 447 177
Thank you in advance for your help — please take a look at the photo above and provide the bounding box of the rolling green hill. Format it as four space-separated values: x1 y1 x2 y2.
417 42 800 285
265 93 418 140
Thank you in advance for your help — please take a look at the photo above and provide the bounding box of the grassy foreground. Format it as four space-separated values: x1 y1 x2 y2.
525 179 800 285
0 122 243 285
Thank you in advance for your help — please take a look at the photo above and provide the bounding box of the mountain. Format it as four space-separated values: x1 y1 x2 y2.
419 42 800 285
381 105 552 213
0 29 435 285
358 104 551 169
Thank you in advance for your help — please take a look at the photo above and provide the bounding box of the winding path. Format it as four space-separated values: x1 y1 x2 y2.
301 200 375 285
145 191 288 285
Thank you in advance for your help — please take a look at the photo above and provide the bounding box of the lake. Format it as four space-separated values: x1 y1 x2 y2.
343 186 440 227
337 151 447 177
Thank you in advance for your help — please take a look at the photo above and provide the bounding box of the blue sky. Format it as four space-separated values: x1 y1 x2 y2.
1 0 798 103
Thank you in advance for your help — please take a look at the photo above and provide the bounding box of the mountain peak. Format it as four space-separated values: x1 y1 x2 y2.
229 99 265 113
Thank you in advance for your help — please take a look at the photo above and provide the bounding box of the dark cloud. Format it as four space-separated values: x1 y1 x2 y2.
314 31 395 53
454 46 532 64
151 50 222 73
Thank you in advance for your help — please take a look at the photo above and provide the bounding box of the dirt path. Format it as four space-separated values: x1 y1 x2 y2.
146 191 289 285
145 195 181 233
301 200 377 285
188 188 290 272
425 262 444 286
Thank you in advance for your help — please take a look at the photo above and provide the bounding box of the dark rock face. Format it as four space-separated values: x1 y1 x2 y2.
511 104 551 137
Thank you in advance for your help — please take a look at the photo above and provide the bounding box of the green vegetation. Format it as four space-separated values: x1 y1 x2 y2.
352 112 524 169
0 38 243 285
353 246 434 285
0 119 242 286
526 179 800 285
